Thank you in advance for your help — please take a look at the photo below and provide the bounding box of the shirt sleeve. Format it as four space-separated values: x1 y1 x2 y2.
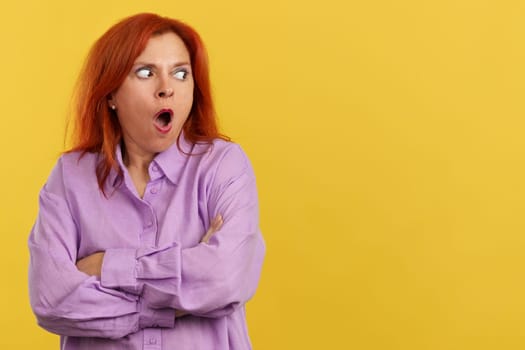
100 145 266 318
28 161 175 339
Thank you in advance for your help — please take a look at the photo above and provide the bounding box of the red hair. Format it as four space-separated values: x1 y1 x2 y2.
67 13 228 194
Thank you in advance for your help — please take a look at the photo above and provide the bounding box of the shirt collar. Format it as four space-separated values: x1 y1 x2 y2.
152 132 194 185
108 132 195 188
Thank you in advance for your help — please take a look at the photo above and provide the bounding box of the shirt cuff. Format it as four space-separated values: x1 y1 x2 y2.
101 248 140 294
138 298 175 329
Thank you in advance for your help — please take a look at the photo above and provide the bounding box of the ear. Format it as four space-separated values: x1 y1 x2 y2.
107 95 117 111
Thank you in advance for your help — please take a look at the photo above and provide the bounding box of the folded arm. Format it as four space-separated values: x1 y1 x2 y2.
100 146 266 318
28 188 175 339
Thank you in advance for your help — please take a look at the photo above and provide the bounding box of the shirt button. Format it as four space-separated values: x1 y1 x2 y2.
149 338 157 345
152 165 159 172
150 187 158 194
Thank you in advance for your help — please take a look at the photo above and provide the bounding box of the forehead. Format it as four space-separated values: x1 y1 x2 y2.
135 32 190 62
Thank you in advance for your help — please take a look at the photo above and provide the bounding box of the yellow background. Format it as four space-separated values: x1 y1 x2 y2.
1 0 524 348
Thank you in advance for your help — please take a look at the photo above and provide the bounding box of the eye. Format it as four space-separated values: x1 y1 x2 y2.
136 67 153 79
173 69 189 80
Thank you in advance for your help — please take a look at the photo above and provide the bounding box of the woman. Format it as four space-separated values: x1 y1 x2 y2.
28 13 265 349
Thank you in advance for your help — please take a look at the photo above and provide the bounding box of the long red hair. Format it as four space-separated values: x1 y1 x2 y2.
67 13 228 193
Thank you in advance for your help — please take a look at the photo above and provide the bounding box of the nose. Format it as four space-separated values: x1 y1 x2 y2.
157 86 174 98
156 74 174 98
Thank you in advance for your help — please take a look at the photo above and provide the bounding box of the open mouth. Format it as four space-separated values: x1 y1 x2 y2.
153 109 173 133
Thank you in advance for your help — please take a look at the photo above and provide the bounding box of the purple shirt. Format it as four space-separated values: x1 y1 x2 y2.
28 135 265 349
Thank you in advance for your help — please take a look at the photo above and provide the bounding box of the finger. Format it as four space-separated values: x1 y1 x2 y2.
200 232 212 244
200 227 214 244
175 310 188 318
211 215 223 231
206 215 222 235
200 215 223 243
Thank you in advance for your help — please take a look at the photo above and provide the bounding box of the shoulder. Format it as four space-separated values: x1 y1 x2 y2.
200 139 249 167
44 151 99 195
196 139 253 175
190 139 255 188
59 151 99 169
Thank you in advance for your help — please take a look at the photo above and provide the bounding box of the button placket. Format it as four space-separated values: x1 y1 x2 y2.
144 328 161 350
141 204 157 246
144 178 162 199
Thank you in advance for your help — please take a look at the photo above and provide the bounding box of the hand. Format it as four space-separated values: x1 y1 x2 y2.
76 251 105 277
175 310 188 318
200 214 223 244
74 215 222 277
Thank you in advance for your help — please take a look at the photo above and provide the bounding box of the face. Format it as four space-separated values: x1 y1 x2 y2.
109 31 194 161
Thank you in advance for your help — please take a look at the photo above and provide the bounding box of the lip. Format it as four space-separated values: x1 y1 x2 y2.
153 108 174 134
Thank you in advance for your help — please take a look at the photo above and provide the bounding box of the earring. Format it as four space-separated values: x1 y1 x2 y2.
111 105 116 110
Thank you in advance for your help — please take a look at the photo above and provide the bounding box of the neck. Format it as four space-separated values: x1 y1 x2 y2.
121 141 155 171
121 142 154 198
124 152 153 173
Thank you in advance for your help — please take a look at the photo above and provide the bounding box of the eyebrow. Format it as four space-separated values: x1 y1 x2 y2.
133 61 191 68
